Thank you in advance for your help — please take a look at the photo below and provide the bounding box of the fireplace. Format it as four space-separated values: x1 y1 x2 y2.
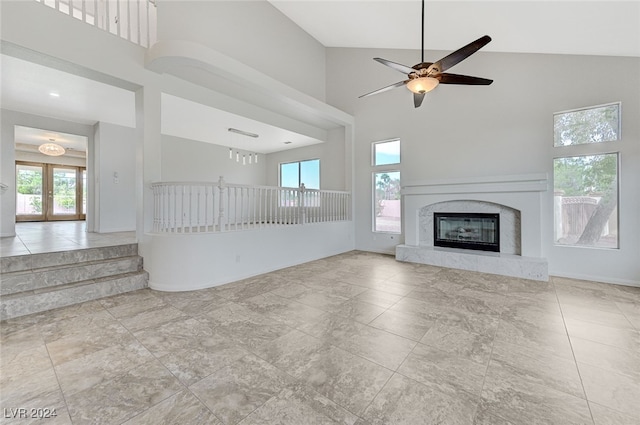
434 212 500 252
396 174 549 281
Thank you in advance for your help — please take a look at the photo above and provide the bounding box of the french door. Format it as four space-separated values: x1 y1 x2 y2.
16 161 86 222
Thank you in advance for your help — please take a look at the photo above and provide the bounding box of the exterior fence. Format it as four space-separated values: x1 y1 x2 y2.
151 178 351 234
34 0 157 47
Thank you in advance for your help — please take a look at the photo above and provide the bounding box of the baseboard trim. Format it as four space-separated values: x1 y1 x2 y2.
550 272 639 288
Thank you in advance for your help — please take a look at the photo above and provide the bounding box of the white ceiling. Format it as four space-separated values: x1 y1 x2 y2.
270 1 640 58
161 94 324 154
1 54 136 127
3 1 638 157
14 125 88 152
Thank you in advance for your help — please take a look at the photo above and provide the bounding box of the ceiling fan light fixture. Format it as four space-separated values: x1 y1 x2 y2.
38 142 66 156
406 77 439 94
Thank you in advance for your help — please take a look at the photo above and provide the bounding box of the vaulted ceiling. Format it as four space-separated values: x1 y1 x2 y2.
4 1 639 155
270 1 640 57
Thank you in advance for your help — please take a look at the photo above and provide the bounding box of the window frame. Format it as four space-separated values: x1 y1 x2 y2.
371 138 401 167
552 101 621 250
372 169 402 234
553 101 621 147
279 158 320 189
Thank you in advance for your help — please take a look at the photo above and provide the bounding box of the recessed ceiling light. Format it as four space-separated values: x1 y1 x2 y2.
49 92 60 97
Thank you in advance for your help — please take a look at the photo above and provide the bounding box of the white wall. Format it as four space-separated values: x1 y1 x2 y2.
15 149 86 168
94 122 137 232
157 0 327 102
161 135 267 185
326 47 640 285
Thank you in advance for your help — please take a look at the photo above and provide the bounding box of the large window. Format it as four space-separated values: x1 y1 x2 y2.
280 159 319 189
553 103 620 249
372 139 401 233
374 171 401 233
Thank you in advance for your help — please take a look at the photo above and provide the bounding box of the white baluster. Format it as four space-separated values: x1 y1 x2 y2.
218 176 226 231
300 183 306 225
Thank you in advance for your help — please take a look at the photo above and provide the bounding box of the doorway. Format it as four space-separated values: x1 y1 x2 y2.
16 162 86 222
14 125 88 223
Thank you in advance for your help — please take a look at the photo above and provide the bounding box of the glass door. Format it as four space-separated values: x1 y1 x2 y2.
16 162 86 222
48 166 81 220
16 163 45 221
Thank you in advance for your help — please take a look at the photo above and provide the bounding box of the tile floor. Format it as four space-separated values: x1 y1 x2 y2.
2 249 640 424
1 221 136 257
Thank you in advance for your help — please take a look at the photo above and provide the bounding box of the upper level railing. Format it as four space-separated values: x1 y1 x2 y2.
34 0 157 47
151 178 352 234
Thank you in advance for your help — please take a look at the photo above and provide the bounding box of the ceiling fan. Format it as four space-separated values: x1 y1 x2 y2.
359 0 493 108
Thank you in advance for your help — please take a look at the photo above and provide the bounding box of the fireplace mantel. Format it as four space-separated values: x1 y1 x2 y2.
402 173 548 196
397 174 549 281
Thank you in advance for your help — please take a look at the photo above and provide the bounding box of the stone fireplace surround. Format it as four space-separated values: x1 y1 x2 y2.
396 174 549 281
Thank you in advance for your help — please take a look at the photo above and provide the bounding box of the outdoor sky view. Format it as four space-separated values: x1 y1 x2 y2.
280 159 320 189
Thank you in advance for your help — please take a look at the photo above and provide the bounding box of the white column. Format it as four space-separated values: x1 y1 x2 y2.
135 84 162 251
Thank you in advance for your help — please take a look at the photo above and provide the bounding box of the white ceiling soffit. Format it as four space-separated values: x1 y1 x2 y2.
0 54 136 127
161 93 325 154
15 125 88 155
269 1 640 58
146 40 351 134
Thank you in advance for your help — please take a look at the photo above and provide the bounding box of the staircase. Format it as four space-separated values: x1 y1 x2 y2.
1 243 148 321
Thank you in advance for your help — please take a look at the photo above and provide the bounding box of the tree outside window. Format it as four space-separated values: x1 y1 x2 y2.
553 103 620 249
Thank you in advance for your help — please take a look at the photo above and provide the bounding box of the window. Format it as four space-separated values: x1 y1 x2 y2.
279 159 320 189
372 139 401 233
373 170 401 233
553 103 620 249
373 139 400 166
554 103 620 146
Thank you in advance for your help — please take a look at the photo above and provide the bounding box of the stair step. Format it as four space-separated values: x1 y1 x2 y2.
1 243 139 273
0 270 149 320
1 255 143 296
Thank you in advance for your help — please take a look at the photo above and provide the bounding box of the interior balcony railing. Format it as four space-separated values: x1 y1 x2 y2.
151 178 352 234
34 0 157 47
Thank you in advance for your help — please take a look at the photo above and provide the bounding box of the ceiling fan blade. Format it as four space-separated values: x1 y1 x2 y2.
414 93 426 108
359 80 408 98
374 58 416 75
437 73 493 85
430 35 492 74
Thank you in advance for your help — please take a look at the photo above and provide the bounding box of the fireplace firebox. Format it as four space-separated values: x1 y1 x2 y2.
434 212 500 252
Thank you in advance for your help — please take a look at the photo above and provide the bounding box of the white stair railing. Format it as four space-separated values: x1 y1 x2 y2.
34 0 157 47
151 178 352 234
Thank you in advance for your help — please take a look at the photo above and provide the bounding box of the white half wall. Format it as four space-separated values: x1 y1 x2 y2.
146 222 354 291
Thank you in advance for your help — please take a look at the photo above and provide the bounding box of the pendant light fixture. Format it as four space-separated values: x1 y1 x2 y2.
38 139 65 156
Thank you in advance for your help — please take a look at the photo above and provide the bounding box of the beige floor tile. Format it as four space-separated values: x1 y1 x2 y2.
397 343 486 396
189 354 294 424
2 244 639 425
369 308 435 341
362 373 478 425
480 364 592 425
579 362 640 418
